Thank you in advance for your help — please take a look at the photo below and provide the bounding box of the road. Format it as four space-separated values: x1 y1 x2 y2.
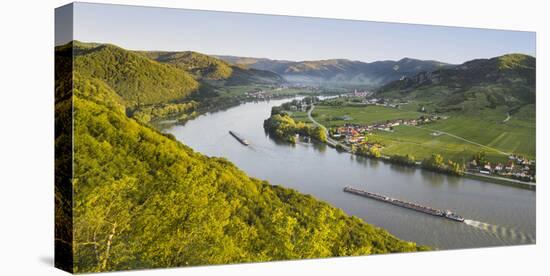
411 125 510 156
465 172 536 190
307 104 350 151
503 112 511 123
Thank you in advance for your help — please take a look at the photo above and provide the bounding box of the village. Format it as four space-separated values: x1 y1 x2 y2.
243 84 323 100
270 93 537 184
245 89 270 100
331 120 536 183
330 115 446 144
344 89 410 108
469 154 536 182
330 119 536 183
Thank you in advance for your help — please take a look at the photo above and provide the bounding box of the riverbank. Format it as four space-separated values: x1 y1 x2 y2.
162 97 536 250
305 104 536 190
294 97 535 166
464 172 536 190
150 92 325 127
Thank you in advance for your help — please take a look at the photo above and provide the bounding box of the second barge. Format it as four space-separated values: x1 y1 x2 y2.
229 131 250 146
343 186 465 222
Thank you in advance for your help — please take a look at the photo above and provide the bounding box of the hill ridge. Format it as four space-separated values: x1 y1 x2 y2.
378 53 535 113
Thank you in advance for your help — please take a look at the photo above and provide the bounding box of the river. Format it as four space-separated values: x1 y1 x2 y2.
157 98 536 250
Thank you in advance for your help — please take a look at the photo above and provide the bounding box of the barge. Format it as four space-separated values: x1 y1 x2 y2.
229 131 250 146
343 186 464 222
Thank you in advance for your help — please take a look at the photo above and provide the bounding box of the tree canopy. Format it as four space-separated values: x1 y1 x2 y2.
73 43 199 106
56 41 427 273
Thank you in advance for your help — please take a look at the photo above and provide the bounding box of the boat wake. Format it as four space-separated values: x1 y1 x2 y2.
463 219 500 232
463 219 535 244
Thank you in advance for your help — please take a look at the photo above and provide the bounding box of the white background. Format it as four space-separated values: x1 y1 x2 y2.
0 0 548 275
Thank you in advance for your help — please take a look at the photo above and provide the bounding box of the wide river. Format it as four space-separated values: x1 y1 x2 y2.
159 98 536 250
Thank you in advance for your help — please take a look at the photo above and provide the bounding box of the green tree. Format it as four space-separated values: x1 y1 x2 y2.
369 146 382 158
390 154 416 166
473 151 488 166
448 160 465 176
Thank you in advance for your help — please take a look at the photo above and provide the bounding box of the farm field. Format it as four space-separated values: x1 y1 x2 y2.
375 125 509 163
304 105 423 127
424 116 535 158
292 102 535 163
380 109 535 162
290 110 310 122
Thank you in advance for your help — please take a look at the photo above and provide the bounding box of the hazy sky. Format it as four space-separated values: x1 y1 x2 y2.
58 2 536 64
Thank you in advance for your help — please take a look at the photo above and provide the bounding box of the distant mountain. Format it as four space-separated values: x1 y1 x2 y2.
378 54 536 112
140 51 286 86
217 55 450 87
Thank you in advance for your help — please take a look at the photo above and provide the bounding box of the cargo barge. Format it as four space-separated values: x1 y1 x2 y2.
343 186 464 222
229 131 250 146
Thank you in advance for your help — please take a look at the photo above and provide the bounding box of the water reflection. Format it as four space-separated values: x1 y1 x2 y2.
447 175 461 186
367 158 380 169
389 164 417 175
311 141 328 153
420 170 446 187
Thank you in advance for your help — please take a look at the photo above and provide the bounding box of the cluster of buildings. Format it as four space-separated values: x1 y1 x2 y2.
364 98 410 109
245 90 269 99
350 89 373 98
288 103 310 112
245 84 323 100
470 155 536 182
279 97 317 113
339 90 409 109
331 115 445 144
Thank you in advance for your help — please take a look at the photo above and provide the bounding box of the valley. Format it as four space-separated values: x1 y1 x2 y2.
260 54 537 183
53 4 538 273
57 40 536 272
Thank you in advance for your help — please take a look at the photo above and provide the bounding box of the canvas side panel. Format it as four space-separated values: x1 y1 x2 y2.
55 3 74 274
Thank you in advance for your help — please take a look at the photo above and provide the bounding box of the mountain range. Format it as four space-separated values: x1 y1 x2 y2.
138 50 286 86
68 40 535 113
217 55 450 86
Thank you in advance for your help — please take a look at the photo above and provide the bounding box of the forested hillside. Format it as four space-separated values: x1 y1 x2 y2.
68 41 286 125
55 41 426 273
74 42 199 106
138 51 234 80
378 54 536 113
224 66 286 86
141 50 286 86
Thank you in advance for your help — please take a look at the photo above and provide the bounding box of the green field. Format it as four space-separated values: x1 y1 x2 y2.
305 105 423 127
292 102 535 163
379 109 535 162
375 125 506 163
430 123 532 156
